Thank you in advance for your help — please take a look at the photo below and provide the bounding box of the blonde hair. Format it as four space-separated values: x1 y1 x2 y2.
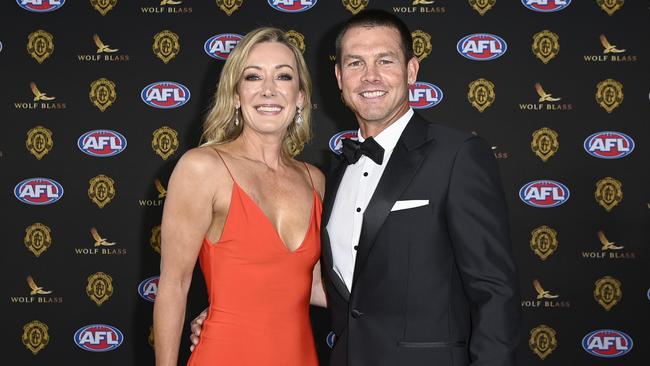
200 27 313 157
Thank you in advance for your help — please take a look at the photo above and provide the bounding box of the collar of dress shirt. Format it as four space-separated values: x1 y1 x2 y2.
357 108 414 153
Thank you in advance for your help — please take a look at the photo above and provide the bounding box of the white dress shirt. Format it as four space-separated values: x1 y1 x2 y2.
327 109 414 291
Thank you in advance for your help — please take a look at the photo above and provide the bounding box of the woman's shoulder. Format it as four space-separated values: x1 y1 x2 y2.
173 145 231 180
297 160 325 197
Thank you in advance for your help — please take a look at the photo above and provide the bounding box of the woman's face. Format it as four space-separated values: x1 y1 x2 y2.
235 41 303 137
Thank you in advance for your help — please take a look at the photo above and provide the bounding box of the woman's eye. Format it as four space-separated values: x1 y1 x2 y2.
243 74 260 81
277 73 293 81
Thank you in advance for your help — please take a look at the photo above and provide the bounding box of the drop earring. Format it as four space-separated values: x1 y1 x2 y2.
294 106 304 125
234 107 240 126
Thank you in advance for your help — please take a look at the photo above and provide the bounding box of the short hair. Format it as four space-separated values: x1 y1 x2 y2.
335 9 414 64
200 27 313 157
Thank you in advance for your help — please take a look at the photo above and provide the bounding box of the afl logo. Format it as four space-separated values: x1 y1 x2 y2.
329 130 358 155
409 82 443 109
268 0 316 12
74 324 124 352
204 33 242 60
519 180 569 208
137 276 159 303
582 329 633 358
522 0 571 12
326 331 336 349
141 81 190 109
457 33 507 61
78 130 127 157
17 0 65 12
584 131 634 159
14 178 63 205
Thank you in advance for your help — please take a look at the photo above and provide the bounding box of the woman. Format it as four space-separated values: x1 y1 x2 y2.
153 27 326 366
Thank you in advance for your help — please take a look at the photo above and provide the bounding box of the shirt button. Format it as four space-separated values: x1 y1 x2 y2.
356 207 361 212
363 172 368 177
351 309 363 318
354 245 358 250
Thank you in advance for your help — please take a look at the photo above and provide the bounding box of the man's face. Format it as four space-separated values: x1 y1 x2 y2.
335 25 418 129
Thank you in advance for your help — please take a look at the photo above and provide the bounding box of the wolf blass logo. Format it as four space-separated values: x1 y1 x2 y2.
14 82 66 110
584 34 637 62
141 0 192 13
521 279 570 309
393 0 446 13
74 227 125 256
581 230 635 260
139 179 167 207
519 82 572 111
10 275 63 304
77 34 129 62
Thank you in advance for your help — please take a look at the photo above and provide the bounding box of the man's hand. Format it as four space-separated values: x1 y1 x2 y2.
189 308 208 351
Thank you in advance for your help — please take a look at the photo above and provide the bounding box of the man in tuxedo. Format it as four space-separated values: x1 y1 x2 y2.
191 9 520 366
320 9 520 366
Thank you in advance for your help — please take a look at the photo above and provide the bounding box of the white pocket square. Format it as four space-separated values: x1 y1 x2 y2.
390 200 429 212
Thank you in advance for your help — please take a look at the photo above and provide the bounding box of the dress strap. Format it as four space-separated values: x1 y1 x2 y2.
214 148 235 182
303 162 315 191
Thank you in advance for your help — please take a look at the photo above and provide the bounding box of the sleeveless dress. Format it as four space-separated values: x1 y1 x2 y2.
187 154 321 366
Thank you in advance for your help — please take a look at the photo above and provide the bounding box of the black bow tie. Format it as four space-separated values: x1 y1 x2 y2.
341 137 384 165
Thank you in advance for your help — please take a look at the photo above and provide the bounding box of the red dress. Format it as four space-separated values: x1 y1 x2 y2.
187 157 321 366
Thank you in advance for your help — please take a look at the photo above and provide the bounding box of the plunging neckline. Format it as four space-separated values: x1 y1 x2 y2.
234 182 318 254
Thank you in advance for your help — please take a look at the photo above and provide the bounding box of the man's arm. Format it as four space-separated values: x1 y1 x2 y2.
446 136 521 366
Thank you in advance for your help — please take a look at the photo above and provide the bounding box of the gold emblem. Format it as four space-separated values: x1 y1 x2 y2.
148 325 155 348
529 325 557 360
88 174 116 208
216 0 243 16
86 272 114 306
533 279 558 300
532 30 560 64
594 276 622 310
89 78 117 112
150 225 162 254
600 34 625 54
342 0 368 14
90 0 117 15
30 82 55 101
535 83 561 102
91 227 116 247
531 127 559 162
27 275 52 295
24 223 52 257
26 125 54 160
595 79 623 113
469 0 496 15
597 0 623 15
468 78 495 112
93 34 118 53
27 30 54 64
595 177 623 212
152 126 179 160
22 320 49 355
155 179 167 198
597 230 623 250
411 30 432 62
530 225 558 261
153 30 180 64
285 30 306 54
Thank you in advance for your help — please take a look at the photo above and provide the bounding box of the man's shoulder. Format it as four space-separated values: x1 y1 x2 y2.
413 114 477 146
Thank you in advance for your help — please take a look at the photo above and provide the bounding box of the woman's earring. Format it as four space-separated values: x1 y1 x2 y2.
234 107 240 126
294 106 304 125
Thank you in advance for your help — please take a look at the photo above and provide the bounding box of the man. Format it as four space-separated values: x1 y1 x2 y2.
192 9 521 366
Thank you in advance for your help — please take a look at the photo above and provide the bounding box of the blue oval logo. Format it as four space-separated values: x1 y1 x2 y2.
268 0 317 12
137 276 159 302
73 324 124 352
457 33 507 61
328 130 358 155
204 33 243 60
584 131 634 160
14 177 63 205
522 0 571 13
78 130 127 157
141 81 190 109
519 180 569 208
326 331 336 349
17 0 65 12
409 81 443 109
582 329 633 358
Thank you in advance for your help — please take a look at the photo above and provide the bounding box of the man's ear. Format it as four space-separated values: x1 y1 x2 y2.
407 56 419 85
335 63 342 90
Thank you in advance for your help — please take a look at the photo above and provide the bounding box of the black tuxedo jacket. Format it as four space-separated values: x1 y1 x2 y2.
321 114 521 366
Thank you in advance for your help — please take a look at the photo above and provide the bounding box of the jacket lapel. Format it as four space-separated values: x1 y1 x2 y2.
321 156 351 301
352 114 436 286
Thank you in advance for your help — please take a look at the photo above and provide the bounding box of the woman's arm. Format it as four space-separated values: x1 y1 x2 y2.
310 260 327 307
154 149 216 366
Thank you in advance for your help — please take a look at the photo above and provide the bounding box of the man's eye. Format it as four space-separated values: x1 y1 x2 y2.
347 60 362 67
243 74 260 81
277 73 293 81
379 59 393 65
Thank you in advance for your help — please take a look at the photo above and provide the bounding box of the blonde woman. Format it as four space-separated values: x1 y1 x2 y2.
154 27 326 366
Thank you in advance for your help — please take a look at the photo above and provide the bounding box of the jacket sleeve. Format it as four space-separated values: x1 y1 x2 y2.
446 136 521 366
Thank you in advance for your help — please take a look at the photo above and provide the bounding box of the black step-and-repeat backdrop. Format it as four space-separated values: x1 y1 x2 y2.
1 0 648 365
